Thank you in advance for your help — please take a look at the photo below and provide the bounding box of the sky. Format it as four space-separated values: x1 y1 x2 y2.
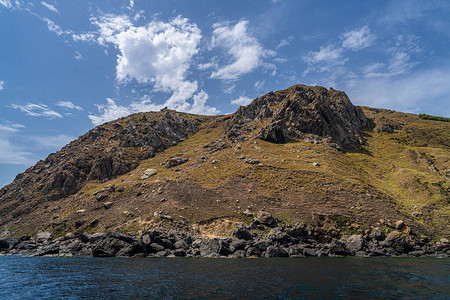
1 0 450 187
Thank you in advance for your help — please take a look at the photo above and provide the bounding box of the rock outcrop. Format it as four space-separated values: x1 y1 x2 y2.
227 85 371 150
0 110 201 227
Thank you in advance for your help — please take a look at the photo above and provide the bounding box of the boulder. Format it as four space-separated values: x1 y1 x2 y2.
199 239 230 257
256 211 276 227
36 231 52 243
244 158 260 165
36 242 60 256
141 169 157 180
233 223 253 241
165 157 189 168
265 246 289 257
345 235 366 254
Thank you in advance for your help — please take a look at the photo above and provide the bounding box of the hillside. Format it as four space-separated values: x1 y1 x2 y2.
1 84 449 241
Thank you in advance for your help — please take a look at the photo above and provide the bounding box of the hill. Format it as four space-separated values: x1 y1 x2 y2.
1 84 449 244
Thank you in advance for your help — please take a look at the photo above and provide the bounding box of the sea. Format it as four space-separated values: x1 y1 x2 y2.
0 256 448 299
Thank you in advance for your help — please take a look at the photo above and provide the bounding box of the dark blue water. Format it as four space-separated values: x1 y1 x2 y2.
0 256 448 299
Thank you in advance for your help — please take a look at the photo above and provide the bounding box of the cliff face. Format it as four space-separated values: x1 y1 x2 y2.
0 84 448 240
227 85 371 150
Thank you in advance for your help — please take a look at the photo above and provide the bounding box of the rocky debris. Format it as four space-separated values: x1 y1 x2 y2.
244 158 260 165
255 211 276 227
227 85 370 150
96 194 109 201
375 117 403 133
1 224 448 258
241 209 254 217
165 157 189 168
140 169 157 180
103 202 113 209
313 162 320 167
203 138 229 154
395 220 405 230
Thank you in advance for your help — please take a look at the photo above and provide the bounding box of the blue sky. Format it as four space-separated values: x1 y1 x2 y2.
1 0 450 187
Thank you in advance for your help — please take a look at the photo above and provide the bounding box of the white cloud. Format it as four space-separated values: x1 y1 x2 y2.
0 0 12 8
40 1 58 13
190 90 218 115
0 80 4 91
42 17 64 35
72 32 96 42
11 103 62 119
231 96 253 106
347 67 450 116
90 14 216 114
273 57 287 63
254 80 265 91
276 36 293 49
56 101 84 111
88 97 162 126
29 134 74 149
198 62 216 70
304 44 343 64
0 138 34 165
210 20 274 81
74 51 83 60
0 122 33 165
341 26 375 51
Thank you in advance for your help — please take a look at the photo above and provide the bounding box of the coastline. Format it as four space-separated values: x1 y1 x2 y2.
1 223 448 258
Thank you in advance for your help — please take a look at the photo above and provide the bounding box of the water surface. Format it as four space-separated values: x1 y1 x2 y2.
0 256 448 299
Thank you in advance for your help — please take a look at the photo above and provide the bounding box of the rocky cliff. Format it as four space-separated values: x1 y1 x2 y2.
227 85 371 150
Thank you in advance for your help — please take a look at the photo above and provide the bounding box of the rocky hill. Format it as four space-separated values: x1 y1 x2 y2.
0 84 449 252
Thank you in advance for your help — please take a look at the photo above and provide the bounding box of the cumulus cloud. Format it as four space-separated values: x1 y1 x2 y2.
231 96 253 106
210 20 274 81
56 101 84 111
10 103 62 119
40 1 58 13
89 15 216 114
88 97 162 126
0 80 4 91
341 26 375 51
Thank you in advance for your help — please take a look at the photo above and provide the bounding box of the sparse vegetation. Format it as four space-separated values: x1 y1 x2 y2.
418 113 450 122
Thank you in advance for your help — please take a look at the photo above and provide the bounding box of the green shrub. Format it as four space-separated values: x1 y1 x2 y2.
418 113 450 122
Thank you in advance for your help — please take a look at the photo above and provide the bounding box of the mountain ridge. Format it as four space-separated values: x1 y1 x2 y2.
0 84 449 242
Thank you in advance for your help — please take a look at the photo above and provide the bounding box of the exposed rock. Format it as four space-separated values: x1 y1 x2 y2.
256 211 276 227
141 169 157 180
241 209 254 217
103 202 113 209
256 120 290 143
395 220 405 230
96 193 109 201
166 157 189 168
244 158 260 165
233 223 253 241
345 235 366 254
227 85 370 150
36 231 52 243
375 117 403 133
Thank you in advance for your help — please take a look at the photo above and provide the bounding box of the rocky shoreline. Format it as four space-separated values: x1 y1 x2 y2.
1 223 449 258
